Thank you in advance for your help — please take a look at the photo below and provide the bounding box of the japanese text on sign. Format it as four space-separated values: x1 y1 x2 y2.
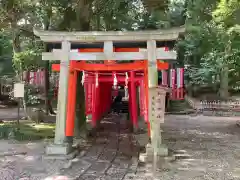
149 87 167 123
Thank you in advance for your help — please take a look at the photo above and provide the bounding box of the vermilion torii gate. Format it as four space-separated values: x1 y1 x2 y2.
34 28 184 157
51 48 171 134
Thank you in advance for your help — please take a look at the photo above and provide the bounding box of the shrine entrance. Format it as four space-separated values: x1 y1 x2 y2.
34 28 185 161
51 49 170 136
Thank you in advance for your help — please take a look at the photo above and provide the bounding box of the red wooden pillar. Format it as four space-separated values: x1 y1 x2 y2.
176 68 184 100
108 83 112 112
102 82 110 114
171 69 176 100
33 71 37 85
91 82 97 127
128 83 133 122
173 69 176 99
84 83 88 115
96 74 101 121
96 85 100 121
130 71 138 128
87 83 93 115
105 84 109 113
103 83 107 115
139 80 145 119
92 72 100 127
99 82 104 117
65 62 78 137
143 61 151 137
180 68 184 99
99 82 103 116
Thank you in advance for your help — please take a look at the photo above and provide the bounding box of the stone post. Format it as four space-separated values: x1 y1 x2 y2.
46 41 72 155
145 40 168 171
147 40 158 143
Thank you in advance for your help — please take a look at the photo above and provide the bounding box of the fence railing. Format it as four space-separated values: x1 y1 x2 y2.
185 95 240 112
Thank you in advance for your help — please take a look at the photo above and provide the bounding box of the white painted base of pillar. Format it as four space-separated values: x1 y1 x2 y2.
139 144 170 165
156 144 168 157
145 143 168 157
46 143 72 155
146 143 154 155
139 153 149 163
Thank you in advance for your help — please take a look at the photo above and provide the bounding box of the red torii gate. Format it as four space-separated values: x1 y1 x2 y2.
52 47 170 137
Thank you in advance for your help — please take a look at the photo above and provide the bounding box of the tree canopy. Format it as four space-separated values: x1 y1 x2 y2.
0 0 240 100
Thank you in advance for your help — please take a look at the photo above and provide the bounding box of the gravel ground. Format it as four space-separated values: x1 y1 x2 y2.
0 114 240 180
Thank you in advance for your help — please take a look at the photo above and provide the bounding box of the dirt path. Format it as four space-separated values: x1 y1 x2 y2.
0 108 25 120
0 114 240 179
160 115 240 180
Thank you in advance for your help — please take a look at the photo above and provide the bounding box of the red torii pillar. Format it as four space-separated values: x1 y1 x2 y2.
129 71 138 128
91 79 97 127
65 61 78 139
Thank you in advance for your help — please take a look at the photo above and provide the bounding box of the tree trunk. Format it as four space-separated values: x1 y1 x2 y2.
219 42 230 100
142 0 168 13
219 66 229 99
72 0 92 135
12 25 31 121
44 8 55 115
44 61 55 115
75 0 92 31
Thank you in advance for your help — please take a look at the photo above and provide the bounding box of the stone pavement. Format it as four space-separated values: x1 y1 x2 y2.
0 113 156 180
59 114 142 180
1 114 240 179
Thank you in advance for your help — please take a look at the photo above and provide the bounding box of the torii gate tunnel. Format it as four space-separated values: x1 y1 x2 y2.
34 28 185 156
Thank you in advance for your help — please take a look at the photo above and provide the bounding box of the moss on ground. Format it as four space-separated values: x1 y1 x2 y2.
0 121 55 141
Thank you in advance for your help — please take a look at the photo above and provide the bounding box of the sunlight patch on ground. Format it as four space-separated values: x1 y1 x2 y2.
186 129 231 138
174 150 187 154
24 156 35 161
25 123 55 130
178 167 207 172
44 176 70 180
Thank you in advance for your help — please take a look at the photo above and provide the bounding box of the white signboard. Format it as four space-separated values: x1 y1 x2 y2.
14 83 25 98
149 86 168 123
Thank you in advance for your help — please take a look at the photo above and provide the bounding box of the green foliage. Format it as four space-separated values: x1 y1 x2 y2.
0 32 13 75
177 0 240 98
0 122 55 140
13 48 43 72
169 0 186 27
24 85 42 106
0 0 172 78
2 0 240 100
213 0 240 27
